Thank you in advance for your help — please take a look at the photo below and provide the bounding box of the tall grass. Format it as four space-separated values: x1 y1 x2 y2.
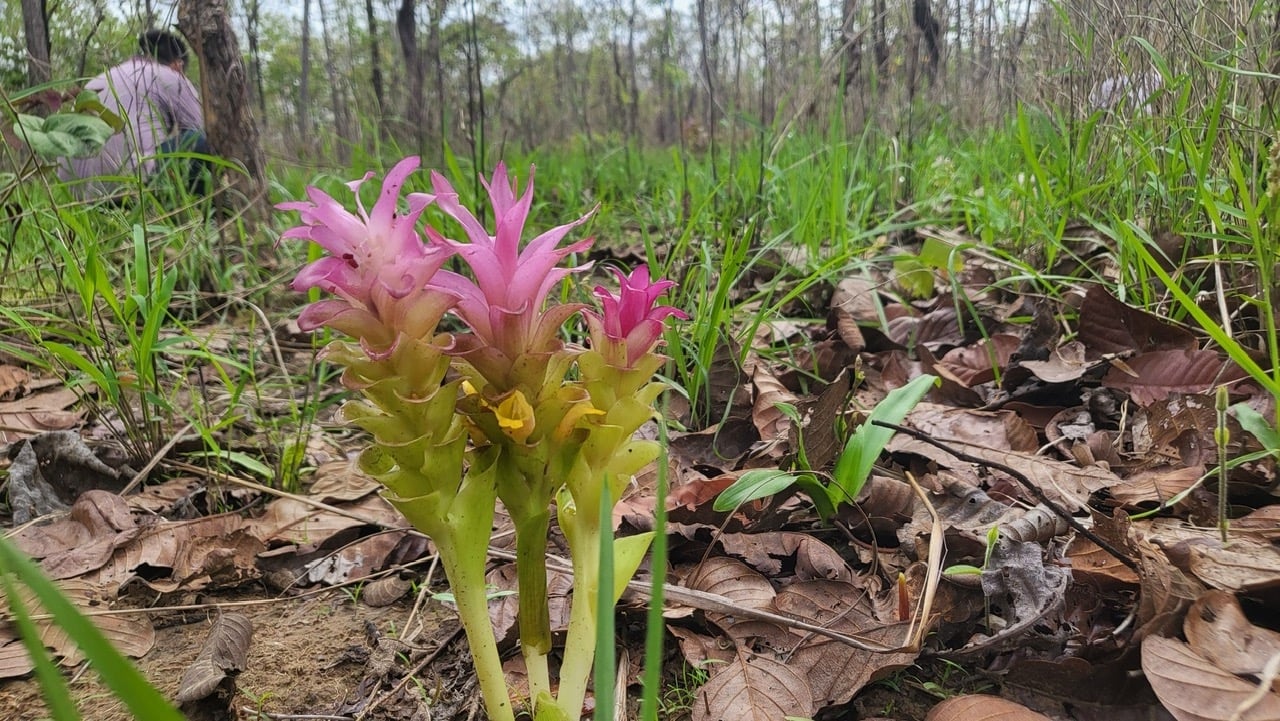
4 42 1279 712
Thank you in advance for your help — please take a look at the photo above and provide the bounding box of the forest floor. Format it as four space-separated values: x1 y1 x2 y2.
0 221 1276 721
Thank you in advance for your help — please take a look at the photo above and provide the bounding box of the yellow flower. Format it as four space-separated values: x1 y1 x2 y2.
494 390 535 442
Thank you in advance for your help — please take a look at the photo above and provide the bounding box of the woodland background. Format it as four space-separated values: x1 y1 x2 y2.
9 0 1280 172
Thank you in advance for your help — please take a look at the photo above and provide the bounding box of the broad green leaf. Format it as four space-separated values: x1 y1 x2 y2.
1232 403 1280 456
42 113 114 155
892 254 935 299
714 468 805 512
829 374 937 513
943 565 984 576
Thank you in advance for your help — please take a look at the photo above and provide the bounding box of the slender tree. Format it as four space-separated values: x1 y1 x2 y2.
299 0 313 141
397 0 429 155
364 0 387 130
21 0 52 87
246 0 267 120
177 0 269 233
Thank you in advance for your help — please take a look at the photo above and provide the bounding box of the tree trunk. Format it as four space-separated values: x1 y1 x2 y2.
247 0 267 120
177 0 269 235
839 0 862 96
364 0 386 131
21 0 51 87
912 0 941 87
427 1 448 163
626 0 640 143
299 0 313 143
318 0 352 163
873 0 889 95
397 0 428 156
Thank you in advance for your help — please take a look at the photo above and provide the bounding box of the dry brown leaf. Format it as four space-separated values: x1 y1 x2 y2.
243 493 402 545
889 435 1120 511
177 612 254 702
1185 590 1280 683
774 580 917 706
750 366 798 456
361 574 413 608
1104 350 1248 407
80 513 260 593
0 578 154 677
11 490 139 579
1142 635 1280 721
937 334 1020 387
685 557 775 611
691 649 815 721
0 386 82 444
830 277 879 353
1077 285 1197 358
0 365 30 401
1187 541 1280 593
305 461 380 502
1066 535 1140 590
1110 466 1204 508
906 403 1039 454
797 368 851 471
716 531 853 582
924 694 1053 721
1020 340 1094 383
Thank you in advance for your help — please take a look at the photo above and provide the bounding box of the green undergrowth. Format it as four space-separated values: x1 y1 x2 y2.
2 52 1280 715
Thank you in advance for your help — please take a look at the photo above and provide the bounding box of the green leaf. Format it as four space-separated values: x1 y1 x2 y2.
713 468 804 512
0 572 80 721
892 254 935 299
13 112 114 159
611 532 654 602
1232 403 1280 456
185 450 274 479
829 374 937 513
534 692 572 721
943 564 984 576
42 114 114 155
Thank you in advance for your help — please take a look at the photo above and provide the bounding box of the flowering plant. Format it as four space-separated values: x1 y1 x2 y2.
281 158 686 721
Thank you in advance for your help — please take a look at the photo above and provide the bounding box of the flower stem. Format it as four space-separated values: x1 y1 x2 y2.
514 508 554 704
438 536 515 721
556 518 601 721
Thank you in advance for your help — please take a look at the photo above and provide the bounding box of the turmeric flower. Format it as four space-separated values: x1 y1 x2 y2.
585 265 688 367
426 164 594 365
280 156 454 349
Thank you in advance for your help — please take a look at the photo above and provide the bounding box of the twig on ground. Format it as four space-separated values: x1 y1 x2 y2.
871 420 1141 573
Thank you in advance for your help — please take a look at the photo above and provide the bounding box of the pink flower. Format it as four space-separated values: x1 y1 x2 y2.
585 265 688 367
425 164 594 364
279 156 455 348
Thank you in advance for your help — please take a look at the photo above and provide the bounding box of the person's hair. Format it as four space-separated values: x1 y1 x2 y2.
138 29 189 65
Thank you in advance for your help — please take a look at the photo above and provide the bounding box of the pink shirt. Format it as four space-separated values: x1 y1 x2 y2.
59 56 204 199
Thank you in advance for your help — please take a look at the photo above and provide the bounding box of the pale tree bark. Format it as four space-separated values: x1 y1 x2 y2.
177 0 269 234
21 0 51 87
318 0 353 162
